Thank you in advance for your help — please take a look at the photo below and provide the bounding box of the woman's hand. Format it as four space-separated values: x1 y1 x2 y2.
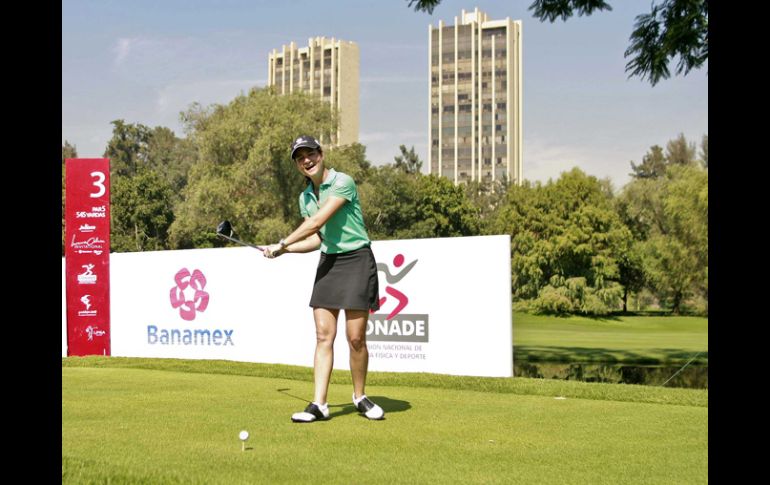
263 243 285 259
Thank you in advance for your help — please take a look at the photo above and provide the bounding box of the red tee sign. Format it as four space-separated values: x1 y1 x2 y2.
65 159 111 356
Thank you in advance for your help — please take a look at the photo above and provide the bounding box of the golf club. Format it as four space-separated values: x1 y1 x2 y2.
216 220 266 251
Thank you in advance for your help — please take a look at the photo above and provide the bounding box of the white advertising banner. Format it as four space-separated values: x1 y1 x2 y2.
107 235 512 377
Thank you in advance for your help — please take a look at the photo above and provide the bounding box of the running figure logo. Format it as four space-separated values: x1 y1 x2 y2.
78 263 97 284
169 268 210 321
375 254 418 319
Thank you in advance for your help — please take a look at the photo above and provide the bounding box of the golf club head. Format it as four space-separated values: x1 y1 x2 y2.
216 220 233 237
215 220 266 251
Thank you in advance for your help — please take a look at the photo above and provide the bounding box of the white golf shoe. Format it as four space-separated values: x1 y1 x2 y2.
353 394 384 420
291 402 329 423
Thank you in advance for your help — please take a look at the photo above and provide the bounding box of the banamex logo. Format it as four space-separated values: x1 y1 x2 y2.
148 268 233 347
169 268 210 321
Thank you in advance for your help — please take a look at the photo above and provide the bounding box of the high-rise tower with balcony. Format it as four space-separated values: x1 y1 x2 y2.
268 37 359 147
429 8 523 184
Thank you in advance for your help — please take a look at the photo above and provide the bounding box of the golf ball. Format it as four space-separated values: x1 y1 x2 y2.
239 430 249 441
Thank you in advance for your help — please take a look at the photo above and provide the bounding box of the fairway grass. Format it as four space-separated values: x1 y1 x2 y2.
62 359 707 484
513 312 708 365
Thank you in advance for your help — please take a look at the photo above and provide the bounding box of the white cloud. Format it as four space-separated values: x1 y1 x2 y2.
63 77 266 156
523 135 634 190
359 130 427 167
108 33 265 86
154 79 265 119
113 37 135 67
61 124 115 158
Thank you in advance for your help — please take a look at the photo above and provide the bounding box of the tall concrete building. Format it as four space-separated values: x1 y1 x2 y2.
429 8 523 185
268 37 359 147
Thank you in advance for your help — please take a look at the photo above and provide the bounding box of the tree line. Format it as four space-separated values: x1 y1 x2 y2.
62 88 707 316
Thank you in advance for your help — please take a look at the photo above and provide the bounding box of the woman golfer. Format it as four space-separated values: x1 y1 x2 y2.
263 135 384 423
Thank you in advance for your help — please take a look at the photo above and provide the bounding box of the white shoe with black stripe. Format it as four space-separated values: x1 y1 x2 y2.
353 394 384 420
291 402 329 423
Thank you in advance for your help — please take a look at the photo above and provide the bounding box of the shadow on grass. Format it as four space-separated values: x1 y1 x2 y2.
528 310 706 320
515 346 708 365
277 388 310 403
328 396 412 419
276 389 411 419
514 360 709 388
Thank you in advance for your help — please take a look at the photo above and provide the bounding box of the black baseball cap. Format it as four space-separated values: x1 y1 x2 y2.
290 135 322 160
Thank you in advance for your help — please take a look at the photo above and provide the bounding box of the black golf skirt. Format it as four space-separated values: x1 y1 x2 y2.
309 245 381 312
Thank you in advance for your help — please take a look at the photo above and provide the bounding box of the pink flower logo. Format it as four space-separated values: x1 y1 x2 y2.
169 268 210 321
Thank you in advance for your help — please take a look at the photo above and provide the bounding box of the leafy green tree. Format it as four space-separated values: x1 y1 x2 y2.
616 177 661 241
615 240 647 313
104 120 152 178
618 162 707 313
639 235 698 314
111 167 175 252
630 134 703 180
103 120 194 251
104 121 197 197
145 126 199 199
665 133 697 166
630 145 667 179
660 163 707 309
62 141 77 160
621 134 707 313
491 168 632 315
408 174 481 238
393 144 423 174
532 274 623 315
624 0 708 86
169 88 336 249
62 141 78 255
359 169 479 240
324 143 373 185
406 0 708 86
463 179 510 234
359 165 421 240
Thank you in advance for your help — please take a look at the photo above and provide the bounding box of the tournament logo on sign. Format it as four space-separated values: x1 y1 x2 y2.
367 253 429 343
70 235 106 255
77 263 97 284
78 295 97 317
85 325 106 341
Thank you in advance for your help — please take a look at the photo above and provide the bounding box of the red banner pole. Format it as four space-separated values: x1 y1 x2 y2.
65 158 111 356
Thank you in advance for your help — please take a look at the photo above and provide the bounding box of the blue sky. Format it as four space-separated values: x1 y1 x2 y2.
62 0 707 190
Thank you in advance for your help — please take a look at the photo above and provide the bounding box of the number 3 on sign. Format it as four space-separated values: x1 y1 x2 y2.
90 171 106 198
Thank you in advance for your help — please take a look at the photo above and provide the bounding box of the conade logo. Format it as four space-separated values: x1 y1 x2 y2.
375 253 418 319
368 252 429 343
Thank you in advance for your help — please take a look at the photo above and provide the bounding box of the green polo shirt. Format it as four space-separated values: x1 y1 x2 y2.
299 169 371 254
